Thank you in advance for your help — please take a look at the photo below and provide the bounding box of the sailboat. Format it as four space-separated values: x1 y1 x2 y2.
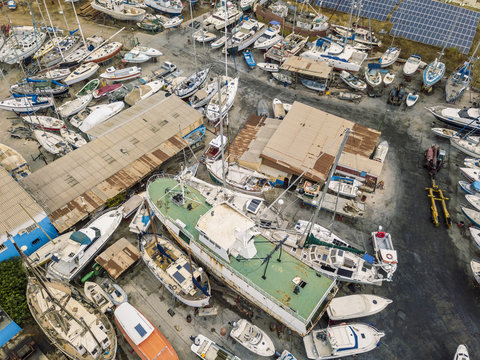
174 67 210 99
445 59 475 103
21 115 65 131
91 0 146 21
10 78 69 97
0 143 31 180
205 77 238 122
379 46 400 68
0 95 54 113
33 130 71 155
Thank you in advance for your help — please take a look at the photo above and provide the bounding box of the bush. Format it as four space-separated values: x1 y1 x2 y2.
0 258 29 326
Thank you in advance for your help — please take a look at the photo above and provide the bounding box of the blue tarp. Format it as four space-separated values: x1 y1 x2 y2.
0 321 21 348
70 231 92 245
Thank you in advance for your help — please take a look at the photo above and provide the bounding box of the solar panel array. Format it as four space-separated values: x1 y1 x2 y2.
314 0 398 21
390 0 480 54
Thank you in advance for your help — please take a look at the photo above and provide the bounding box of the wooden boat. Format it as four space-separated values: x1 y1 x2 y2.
463 207 480 227
33 130 71 155
380 47 400 68
100 66 142 82
84 281 114 314
22 115 65 131
193 29 217 43
340 70 366 91
129 198 151 234
469 227 480 249
191 334 240 360
459 180 480 195
364 63 382 87
327 294 392 320
406 93 419 107
272 72 293 85
76 79 101 98
114 302 179 360
85 41 123 63
60 128 87 148
383 72 395 85
123 49 151 63
141 233 211 307
403 54 421 77
205 77 238 122
451 138 480 157
91 0 146 22
125 80 164 106
174 67 210 99
0 96 53 113
243 49 256 69
431 127 457 139
230 319 275 357
27 278 117 360
454 344 470 360
32 68 71 81
257 62 279 72
272 98 285 119
57 94 93 118
0 143 30 180
64 62 100 85
328 176 362 198
471 259 480 284
338 92 362 101
93 83 123 99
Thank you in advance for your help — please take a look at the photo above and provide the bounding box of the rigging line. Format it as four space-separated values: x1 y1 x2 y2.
41 0 65 63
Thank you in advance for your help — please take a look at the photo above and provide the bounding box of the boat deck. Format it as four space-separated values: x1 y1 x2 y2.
148 177 334 321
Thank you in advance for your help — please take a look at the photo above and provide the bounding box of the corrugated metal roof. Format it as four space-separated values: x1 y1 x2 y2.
0 167 44 238
95 237 140 279
228 115 265 161
20 95 203 232
280 56 333 79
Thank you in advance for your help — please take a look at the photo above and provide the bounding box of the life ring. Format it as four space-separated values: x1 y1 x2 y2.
376 231 386 238
385 253 393 260
172 285 177 290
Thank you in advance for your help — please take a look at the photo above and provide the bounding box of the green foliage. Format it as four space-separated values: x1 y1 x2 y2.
106 193 126 208
0 258 29 325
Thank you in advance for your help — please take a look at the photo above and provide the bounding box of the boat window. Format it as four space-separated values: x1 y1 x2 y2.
31 238 40 246
361 333 366 339
0 244 7 253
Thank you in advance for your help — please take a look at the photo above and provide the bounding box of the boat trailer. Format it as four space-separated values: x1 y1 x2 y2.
425 176 451 228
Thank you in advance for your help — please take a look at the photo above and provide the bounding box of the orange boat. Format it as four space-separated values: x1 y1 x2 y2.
114 303 179 360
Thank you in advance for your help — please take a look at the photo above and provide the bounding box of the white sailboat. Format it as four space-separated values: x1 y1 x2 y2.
123 49 151 63
230 319 275 357
33 130 71 155
205 77 238 122
60 128 88 148
174 67 210 99
379 46 400 68
327 294 392 320
454 344 470 360
0 96 53 112
450 138 480 158
22 115 65 131
64 62 100 85
57 94 93 118
100 66 142 81
469 227 480 249
124 80 164 106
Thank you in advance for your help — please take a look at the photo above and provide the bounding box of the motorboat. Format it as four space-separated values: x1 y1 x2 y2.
230 319 275 357
240 0 254 11
471 259 480 284
300 41 367 72
76 79 101 97
211 35 227 49
446 61 472 103
337 91 362 101
174 67 210 99
145 0 183 15
373 140 389 162
100 66 142 81
85 41 123 63
454 344 470 360
122 194 144 219
129 198 151 234
84 281 114 313
403 54 422 77
328 176 362 198
93 83 124 99
156 14 183 28
469 227 480 249
91 0 146 21
114 302 179 360
459 180 480 195
296 14 329 33
64 62 100 85
7 0 16 9
331 24 381 47
0 143 30 180
140 233 211 307
100 280 128 306
47 208 123 281
371 226 397 275
225 19 266 52
467 193 480 212
340 70 366 91
431 127 457 139
406 93 419 107
327 294 392 320
272 98 285 119
0 96 53 113
10 78 69 97
31 68 71 81
205 77 238 122
125 80 164 105
254 23 282 50
193 29 217 43
266 33 308 63
191 334 240 360
57 94 93 118
60 128 87 148
204 6 243 30
379 46 400 68
22 115 65 131
243 49 256 69
272 72 293 85
465 157 480 169
33 130 71 155
73 101 125 132
204 135 227 161
423 58 446 89
257 62 279 72
450 138 480 157
301 78 326 92
132 45 162 57
383 72 395 86
27 278 117 360
462 207 480 227
276 351 298 360
461 167 480 182
427 106 480 129
303 323 385 359
123 49 151 63
364 63 382 87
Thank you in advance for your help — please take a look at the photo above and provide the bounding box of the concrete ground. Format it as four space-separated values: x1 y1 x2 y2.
2 3 480 360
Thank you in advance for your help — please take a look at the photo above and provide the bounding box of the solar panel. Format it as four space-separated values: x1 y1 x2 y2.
134 324 147 337
314 0 398 21
390 0 480 54
173 271 186 284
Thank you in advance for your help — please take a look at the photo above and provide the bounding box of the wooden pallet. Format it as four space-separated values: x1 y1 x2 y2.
78 3 100 18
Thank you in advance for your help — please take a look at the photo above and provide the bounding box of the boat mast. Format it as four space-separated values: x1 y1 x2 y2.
298 128 351 248
439 5 461 62
41 0 65 63
68 0 89 51
188 0 197 68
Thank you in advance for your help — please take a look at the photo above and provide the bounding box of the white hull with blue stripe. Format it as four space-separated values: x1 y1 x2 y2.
301 43 367 72
426 105 480 129
423 58 445 88
463 207 480 228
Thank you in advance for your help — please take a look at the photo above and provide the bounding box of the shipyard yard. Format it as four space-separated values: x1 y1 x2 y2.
2 0 480 360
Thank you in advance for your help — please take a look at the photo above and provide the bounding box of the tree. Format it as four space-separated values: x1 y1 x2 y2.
0 258 29 325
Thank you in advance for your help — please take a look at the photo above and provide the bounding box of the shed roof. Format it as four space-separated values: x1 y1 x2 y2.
21 94 203 232
95 237 140 279
280 56 333 79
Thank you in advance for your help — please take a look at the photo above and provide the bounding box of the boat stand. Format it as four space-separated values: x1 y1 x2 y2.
425 177 451 228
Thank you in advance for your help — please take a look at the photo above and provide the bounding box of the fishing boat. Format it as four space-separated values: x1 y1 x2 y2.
140 233 211 307
191 334 241 360
22 115 65 131
303 323 385 359
301 78 326 92
327 294 392 320
403 54 422 77
0 143 30 180
272 72 293 85
125 80 164 106
64 62 100 85
265 33 308 63
426 106 480 129
257 62 279 72
459 180 480 195
91 0 146 21
451 138 480 157
243 49 256 69
93 83 123 99
132 45 162 57
383 72 395 86
462 207 480 227
445 61 472 103
406 92 419 107
0 95 53 113
73 101 125 132
76 79 101 97
338 91 361 101
84 281 114 314
340 70 366 91
225 19 266 53
205 77 238 122
204 135 227 161
85 42 123 63
100 66 142 82
10 78 69 97
461 167 480 182
60 128 87 148
455 344 470 360
57 94 93 118
328 176 362 198
230 319 275 357
431 127 457 139
114 302 179 360
371 226 397 274
146 175 336 336
137 16 162 32
27 278 117 360
193 29 217 43
145 0 183 15
101 280 128 305
423 58 445 89
47 208 123 281
379 47 400 68
123 49 151 63
272 98 285 119
32 68 71 81
174 67 210 99
254 22 282 50
33 130 71 155
204 6 243 30
364 63 382 87
156 14 183 28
